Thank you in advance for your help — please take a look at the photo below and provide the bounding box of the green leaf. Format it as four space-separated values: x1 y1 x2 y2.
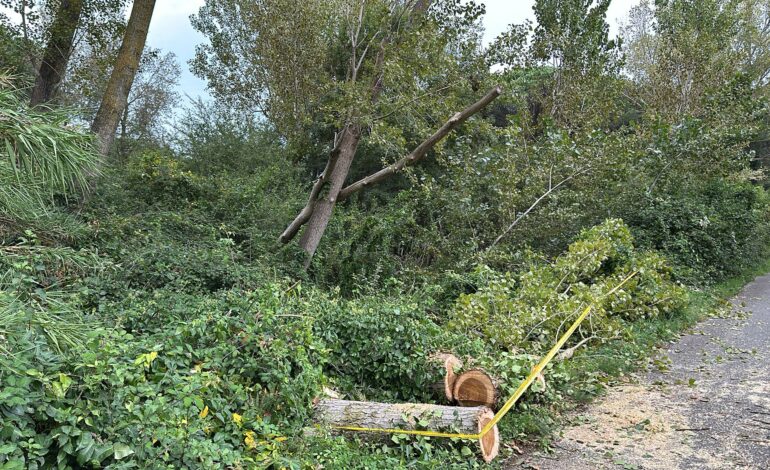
0 443 16 454
113 443 134 460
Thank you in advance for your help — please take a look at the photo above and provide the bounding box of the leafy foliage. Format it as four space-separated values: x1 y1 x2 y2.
450 219 688 351
0 80 98 242
3 0 770 467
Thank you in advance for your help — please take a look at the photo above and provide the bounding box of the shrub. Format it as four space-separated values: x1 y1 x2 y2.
626 179 770 283
0 285 326 469
449 219 689 352
313 291 479 401
125 150 201 202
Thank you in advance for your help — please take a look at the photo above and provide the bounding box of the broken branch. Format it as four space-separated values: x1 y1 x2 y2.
337 86 502 201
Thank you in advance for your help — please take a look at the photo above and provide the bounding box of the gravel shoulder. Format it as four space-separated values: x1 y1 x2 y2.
510 274 770 470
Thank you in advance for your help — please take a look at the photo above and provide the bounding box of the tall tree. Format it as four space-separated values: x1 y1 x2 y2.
623 0 743 118
116 48 180 154
30 0 83 105
529 0 622 127
192 0 497 266
735 0 770 96
1 0 127 103
90 0 155 155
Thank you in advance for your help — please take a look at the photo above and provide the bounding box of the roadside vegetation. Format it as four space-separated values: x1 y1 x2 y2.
2 0 770 468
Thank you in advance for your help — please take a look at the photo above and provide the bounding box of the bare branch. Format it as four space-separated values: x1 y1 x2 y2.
337 86 502 201
488 168 587 250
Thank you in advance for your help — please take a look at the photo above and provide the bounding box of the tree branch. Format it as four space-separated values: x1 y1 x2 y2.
337 85 502 201
488 168 586 250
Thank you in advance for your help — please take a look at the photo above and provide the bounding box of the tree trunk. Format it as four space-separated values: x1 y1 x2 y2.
297 123 361 266
314 398 499 462
91 0 156 156
30 0 83 106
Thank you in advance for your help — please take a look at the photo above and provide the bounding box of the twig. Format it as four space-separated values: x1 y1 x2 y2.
488 168 587 250
556 336 597 362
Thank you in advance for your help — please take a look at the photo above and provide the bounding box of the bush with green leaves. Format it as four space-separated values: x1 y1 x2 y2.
0 283 327 469
625 179 770 284
125 150 202 201
449 219 689 352
313 289 485 402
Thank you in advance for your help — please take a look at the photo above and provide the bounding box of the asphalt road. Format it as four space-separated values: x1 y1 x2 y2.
511 273 770 470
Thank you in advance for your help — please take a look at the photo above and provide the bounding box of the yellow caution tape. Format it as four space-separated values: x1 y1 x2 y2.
332 271 638 440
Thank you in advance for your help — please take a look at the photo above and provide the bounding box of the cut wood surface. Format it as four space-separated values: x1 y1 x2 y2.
314 398 499 462
430 353 463 402
453 369 498 408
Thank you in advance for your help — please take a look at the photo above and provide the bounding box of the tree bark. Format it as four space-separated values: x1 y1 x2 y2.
91 0 156 156
296 124 362 266
30 0 83 106
314 398 499 462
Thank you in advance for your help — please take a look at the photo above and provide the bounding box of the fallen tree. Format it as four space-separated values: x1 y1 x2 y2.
279 86 503 266
313 398 500 462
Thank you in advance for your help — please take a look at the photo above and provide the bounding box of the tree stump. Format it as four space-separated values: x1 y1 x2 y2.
314 398 500 462
453 369 498 408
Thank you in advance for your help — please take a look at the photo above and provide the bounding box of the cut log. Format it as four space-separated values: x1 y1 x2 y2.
453 369 498 408
314 398 499 462
429 353 463 402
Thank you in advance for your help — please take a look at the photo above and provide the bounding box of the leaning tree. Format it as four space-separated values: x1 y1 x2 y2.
192 0 501 266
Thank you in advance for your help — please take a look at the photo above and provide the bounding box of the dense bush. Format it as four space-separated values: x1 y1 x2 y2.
313 291 485 402
449 219 689 352
1 283 326 469
626 180 770 283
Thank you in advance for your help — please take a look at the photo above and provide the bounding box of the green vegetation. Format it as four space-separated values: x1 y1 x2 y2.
3 0 770 468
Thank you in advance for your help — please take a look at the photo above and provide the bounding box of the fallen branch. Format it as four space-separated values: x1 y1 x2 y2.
555 336 597 362
488 167 586 250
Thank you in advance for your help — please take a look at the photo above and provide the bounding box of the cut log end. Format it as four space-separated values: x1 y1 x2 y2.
453 369 498 408
478 408 500 463
430 353 463 402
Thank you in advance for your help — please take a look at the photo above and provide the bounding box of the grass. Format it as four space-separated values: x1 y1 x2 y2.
710 257 770 298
